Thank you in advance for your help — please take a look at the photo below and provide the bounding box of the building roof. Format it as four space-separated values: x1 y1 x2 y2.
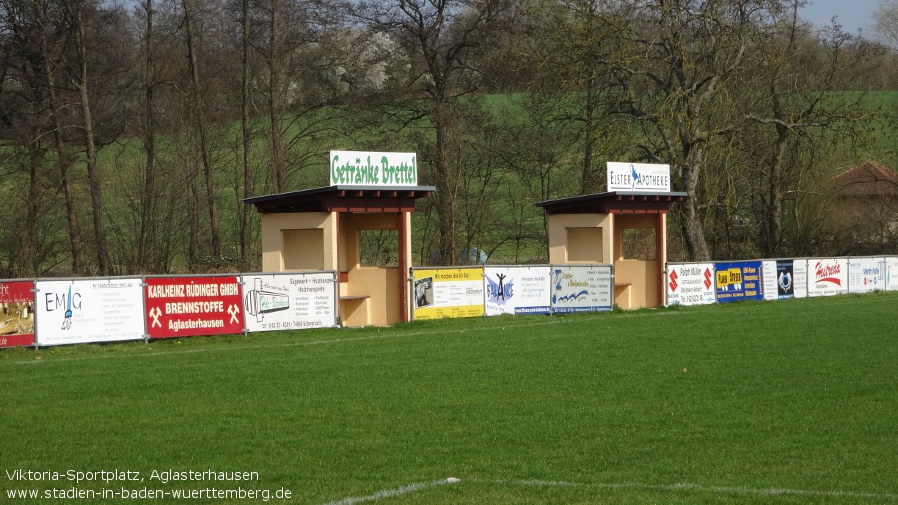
534 191 688 215
829 161 898 197
244 185 435 213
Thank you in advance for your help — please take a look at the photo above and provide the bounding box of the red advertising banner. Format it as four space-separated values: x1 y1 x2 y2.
0 280 35 348
144 276 244 339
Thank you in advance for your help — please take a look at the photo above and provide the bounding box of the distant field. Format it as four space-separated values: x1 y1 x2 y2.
2 293 897 504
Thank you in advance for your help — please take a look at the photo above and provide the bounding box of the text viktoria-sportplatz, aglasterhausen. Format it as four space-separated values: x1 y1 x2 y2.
5 469 259 484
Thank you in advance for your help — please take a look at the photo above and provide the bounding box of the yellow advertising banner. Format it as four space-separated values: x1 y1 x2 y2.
411 268 484 320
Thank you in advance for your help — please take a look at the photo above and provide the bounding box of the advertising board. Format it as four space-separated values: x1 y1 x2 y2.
887 257 898 291
714 261 763 303
607 162 671 193
666 263 716 306
484 266 551 316
806 258 849 297
411 267 484 320
242 273 337 332
549 265 613 313
35 278 145 346
848 257 886 294
0 280 35 348
762 259 807 300
329 151 417 186
145 276 244 338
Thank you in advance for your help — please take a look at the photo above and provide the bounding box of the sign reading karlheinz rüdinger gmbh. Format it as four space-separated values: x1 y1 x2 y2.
330 151 417 186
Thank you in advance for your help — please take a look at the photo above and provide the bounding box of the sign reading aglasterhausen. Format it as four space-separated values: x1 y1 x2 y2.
330 151 418 186
607 162 671 193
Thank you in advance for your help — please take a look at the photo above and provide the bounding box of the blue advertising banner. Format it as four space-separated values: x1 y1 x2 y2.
714 261 763 303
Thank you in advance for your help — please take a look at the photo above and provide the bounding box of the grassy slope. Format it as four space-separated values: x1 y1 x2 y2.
1 293 897 504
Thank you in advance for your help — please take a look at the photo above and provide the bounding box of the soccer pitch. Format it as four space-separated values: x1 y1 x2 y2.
2 293 897 504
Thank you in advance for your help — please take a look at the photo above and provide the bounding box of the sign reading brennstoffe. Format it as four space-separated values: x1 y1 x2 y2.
144 276 244 338
666 263 716 306
411 267 485 320
550 265 613 313
242 272 337 332
607 162 671 193
330 151 417 186
35 278 145 346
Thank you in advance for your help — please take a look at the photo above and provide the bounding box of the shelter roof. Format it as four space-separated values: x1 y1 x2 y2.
534 191 688 215
829 161 898 197
244 185 435 213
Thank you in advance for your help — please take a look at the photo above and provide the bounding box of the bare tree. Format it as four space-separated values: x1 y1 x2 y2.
355 0 513 265
31 0 84 274
181 0 222 259
239 0 254 267
743 14 883 257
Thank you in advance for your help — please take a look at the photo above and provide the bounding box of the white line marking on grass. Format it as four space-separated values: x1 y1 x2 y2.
471 478 898 501
320 477 897 504
321 477 460 505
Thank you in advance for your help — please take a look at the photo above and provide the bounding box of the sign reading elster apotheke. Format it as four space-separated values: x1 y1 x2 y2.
607 162 671 193
330 151 418 186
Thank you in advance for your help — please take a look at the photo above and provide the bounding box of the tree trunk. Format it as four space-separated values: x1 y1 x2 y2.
581 75 597 194
680 162 711 261
240 0 254 267
35 1 83 274
269 0 285 192
434 101 457 265
138 0 156 272
20 136 44 277
183 0 221 259
73 3 111 275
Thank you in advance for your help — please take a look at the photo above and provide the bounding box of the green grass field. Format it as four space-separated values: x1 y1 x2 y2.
2 293 897 504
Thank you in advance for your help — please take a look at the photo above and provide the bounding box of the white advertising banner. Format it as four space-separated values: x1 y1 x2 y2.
329 151 417 186
607 162 671 193
887 257 898 291
762 261 778 301
484 266 551 316
666 263 716 306
848 257 886 294
242 273 337 332
793 260 808 299
35 278 145 346
549 265 613 314
806 258 849 297
763 259 806 300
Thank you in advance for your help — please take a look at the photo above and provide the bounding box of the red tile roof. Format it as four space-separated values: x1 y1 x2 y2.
829 161 898 197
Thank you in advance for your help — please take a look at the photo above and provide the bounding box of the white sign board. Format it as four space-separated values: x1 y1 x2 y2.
35 278 145 346
329 150 417 186
806 258 849 297
550 265 613 313
242 273 337 332
887 257 898 291
793 260 808 299
762 261 778 301
484 266 551 316
666 263 716 306
607 162 671 193
762 259 806 300
848 257 886 294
